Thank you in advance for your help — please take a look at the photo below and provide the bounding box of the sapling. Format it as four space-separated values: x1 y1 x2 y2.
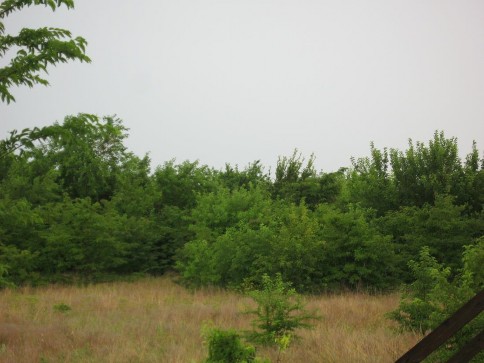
244 273 320 346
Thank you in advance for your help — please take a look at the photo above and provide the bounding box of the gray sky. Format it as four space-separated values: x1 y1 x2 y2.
1 0 483 173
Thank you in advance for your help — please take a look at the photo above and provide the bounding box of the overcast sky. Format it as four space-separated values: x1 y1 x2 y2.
1 0 483 173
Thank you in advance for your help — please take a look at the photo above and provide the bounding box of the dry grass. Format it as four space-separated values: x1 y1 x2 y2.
0 276 421 363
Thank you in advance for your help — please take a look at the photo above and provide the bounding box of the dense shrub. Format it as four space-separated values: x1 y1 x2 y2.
176 200 328 292
178 198 399 292
203 328 258 363
1 119 482 293
388 240 484 361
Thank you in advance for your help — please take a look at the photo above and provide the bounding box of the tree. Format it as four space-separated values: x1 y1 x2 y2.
43 114 128 201
217 160 270 191
389 131 464 208
1 114 129 201
347 143 397 215
315 204 398 290
0 0 90 103
273 150 342 209
244 274 319 346
377 195 480 276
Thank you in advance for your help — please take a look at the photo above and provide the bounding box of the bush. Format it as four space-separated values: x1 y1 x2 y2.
177 201 328 292
388 242 484 361
387 247 448 333
0 263 12 288
203 328 259 363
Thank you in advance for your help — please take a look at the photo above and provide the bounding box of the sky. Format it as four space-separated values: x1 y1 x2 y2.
1 0 483 173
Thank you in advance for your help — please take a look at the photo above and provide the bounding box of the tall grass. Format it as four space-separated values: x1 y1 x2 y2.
0 276 420 363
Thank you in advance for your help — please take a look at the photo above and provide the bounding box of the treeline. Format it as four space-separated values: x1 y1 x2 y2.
1 114 483 291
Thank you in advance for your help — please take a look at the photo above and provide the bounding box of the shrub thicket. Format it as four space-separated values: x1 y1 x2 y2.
388 239 484 361
1 118 482 293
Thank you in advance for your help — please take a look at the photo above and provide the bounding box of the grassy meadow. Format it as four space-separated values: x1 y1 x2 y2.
0 276 422 363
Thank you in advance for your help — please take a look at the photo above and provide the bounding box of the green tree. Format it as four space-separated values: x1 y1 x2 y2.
390 131 465 208
0 0 90 103
189 184 272 242
4 114 129 201
175 185 274 287
244 274 319 346
458 142 484 214
151 160 218 272
347 132 482 214
347 143 397 215
273 150 340 208
217 161 270 191
177 196 330 292
315 204 398 290
0 115 163 283
1 114 129 201
0 196 42 285
251 202 327 292
44 114 128 200
38 197 128 277
377 195 482 277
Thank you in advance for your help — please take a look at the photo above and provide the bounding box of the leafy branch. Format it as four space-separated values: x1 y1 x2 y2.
0 0 89 103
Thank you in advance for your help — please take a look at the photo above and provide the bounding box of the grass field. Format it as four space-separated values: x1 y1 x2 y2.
0 276 421 363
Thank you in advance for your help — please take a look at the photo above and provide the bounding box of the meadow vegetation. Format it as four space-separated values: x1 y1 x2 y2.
0 276 421 363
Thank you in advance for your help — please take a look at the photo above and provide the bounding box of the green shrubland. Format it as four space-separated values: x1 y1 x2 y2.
1 117 483 294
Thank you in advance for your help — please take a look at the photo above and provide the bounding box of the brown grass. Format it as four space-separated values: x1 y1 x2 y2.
0 276 421 363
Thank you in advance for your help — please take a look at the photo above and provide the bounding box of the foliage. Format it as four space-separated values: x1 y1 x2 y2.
273 150 343 209
41 114 129 201
0 244 38 285
176 185 275 287
347 143 397 215
179 196 403 292
1 114 129 201
390 131 464 207
0 119 482 294
387 247 448 333
154 160 216 210
0 116 163 283
37 197 128 277
274 333 291 363
462 236 484 290
376 195 482 279
347 131 483 215
189 184 271 242
244 274 319 346
0 262 12 288
176 199 328 292
217 161 270 191
203 327 260 363
0 196 42 285
256 202 327 291
388 242 484 361
315 204 398 290
0 0 90 103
